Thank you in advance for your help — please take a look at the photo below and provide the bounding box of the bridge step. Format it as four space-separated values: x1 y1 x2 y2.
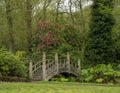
32 74 43 81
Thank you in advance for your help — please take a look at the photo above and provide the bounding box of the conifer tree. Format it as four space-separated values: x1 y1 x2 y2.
86 0 115 65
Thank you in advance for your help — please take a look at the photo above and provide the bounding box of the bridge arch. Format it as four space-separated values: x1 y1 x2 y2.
29 52 81 81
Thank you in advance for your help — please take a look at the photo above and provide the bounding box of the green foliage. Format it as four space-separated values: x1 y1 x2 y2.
60 25 81 49
81 64 120 84
51 77 59 81
59 77 68 82
0 0 119 67
50 74 77 82
0 48 26 78
80 68 94 82
51 77 68 82
32 20 63 60
86 0 115 65
15 51 27 61
55 25 81 61
112 7 120 64
32 22 81 62
68 76 76 82
96 78 104 83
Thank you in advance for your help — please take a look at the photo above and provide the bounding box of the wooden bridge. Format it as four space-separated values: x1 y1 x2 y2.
29 52 81 81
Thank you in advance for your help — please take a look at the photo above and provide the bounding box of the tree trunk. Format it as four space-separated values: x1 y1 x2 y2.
69 0 75 26
43 0 52 21
5 0 14 53
78 0 87 63
25 0 32 52
43 0 47 21
55 0 61 22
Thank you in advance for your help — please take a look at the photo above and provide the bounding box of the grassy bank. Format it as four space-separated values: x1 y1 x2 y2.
0 82 120 93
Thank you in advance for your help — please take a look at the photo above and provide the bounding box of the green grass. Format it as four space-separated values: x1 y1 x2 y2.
0 82 120 93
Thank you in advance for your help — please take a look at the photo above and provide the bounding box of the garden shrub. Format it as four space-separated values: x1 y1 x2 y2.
50 77 60 81
15 51 27 61
59 77 68 82
0 48 26 78
50 77 68 82
68 76 76 82
80 64 120 84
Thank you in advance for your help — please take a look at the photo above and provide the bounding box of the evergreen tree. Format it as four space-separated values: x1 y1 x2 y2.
86 0 115 65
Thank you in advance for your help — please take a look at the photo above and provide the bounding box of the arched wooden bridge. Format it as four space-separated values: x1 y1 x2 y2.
29 52 81 81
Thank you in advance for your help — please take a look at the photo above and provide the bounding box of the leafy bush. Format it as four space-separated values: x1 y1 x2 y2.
51 76 78 82
50 77 68 82
0 48 26 78
68 76 76 82
15 51 27 61
59 77 68 82
51 78 60 81
80 64 120 84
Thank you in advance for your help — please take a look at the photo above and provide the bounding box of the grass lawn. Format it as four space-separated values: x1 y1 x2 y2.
0 82 120 93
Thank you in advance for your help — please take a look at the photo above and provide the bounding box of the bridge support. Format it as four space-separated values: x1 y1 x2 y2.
29 60 33 79
55 53 59 74
66 52 70 72
78 59 81 72
42 52 46 80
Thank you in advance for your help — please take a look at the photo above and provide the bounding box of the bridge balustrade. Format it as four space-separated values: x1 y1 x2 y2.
29 52 81 81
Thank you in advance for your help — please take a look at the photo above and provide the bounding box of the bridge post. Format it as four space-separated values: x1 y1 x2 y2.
66 52 70 72
29 60 33 79
42 52 46 80
78 59 81 72
55 53 59 74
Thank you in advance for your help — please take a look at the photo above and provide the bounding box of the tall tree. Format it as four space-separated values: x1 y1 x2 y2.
5 0 15 53
86 0 115 65
43 0 52 21
69 0 75 26
74 0 87 63
55 0 62 22
25 0 32 52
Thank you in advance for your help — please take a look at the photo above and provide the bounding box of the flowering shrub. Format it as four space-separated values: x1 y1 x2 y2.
33 20 61 53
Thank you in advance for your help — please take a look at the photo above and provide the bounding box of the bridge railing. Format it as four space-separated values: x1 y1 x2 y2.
46 59 56 76
29 52 81 80
32 61 42 73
